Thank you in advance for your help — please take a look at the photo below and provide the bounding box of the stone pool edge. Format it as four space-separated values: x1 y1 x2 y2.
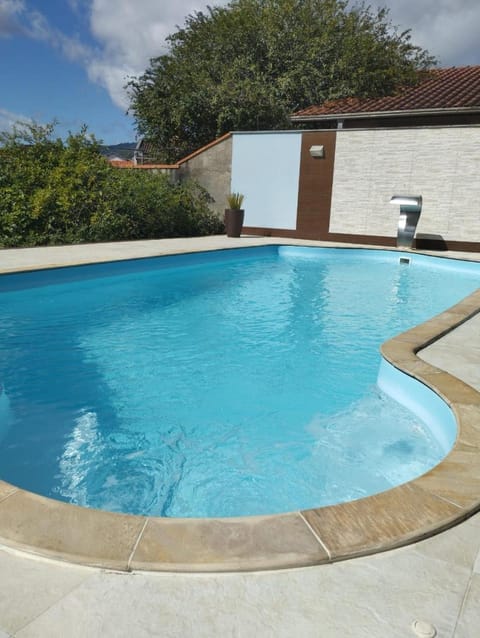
0 243 479 572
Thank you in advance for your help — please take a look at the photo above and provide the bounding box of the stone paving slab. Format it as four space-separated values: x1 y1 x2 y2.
0 549 92 635
8 519 479 638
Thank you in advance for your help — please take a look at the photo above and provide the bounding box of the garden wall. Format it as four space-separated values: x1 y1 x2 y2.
177 133 232 216
226 125 480 251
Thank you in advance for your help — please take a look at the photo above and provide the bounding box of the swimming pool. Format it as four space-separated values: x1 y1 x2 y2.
0 245 479 519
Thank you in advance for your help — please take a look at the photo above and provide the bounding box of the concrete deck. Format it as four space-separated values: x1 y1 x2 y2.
0 236 479 636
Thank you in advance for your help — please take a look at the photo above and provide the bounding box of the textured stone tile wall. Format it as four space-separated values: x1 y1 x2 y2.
330 127 480 241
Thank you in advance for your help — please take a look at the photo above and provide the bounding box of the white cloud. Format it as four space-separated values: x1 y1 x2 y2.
1 1 223 112
0 1 93 63
86 0 229 109
91 0 212 67
67 0 87 13
0 107 33 132
24 6 92 64
87 58 135 110
386 0 480 65
0 0 25 36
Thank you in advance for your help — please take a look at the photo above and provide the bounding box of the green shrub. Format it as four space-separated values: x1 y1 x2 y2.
90 169 223 242
0 122 224 248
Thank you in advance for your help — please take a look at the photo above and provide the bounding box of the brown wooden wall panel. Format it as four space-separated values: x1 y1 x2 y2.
296 132 337 239
242 227 299 238
241 227 480 252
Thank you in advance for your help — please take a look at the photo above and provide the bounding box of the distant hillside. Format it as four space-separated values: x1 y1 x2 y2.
100 142 136 160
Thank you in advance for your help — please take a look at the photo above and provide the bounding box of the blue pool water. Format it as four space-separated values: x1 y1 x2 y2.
0 246 479 517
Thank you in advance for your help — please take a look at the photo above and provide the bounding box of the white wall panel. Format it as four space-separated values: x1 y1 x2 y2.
231 132 302 230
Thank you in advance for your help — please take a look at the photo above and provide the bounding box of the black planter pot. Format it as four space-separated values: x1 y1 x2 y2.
224 209 245 237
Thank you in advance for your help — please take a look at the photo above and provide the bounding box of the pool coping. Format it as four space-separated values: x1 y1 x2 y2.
1 240 480 572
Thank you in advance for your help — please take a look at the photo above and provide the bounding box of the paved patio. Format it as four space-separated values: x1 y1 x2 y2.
0 237 479 637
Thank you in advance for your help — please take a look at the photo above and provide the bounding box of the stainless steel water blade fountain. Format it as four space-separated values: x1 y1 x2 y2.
390 195 423 249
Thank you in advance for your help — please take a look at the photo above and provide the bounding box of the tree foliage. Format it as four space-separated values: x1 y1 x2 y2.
128 0 436 161
0 122 223 247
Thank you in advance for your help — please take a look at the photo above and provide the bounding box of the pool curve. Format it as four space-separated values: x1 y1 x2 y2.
0 241 480 572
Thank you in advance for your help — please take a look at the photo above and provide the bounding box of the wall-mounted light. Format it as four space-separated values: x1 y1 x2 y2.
309 145 325 159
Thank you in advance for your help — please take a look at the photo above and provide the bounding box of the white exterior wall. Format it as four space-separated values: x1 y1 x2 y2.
230 132 302 230
330 127 480 242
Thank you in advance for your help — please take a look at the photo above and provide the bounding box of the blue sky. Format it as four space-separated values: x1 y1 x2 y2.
0 0 479 145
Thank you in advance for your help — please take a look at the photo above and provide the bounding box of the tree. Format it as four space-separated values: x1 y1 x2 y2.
127 0 436 162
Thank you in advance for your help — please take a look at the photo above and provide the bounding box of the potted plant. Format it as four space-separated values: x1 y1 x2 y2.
224 192 245 237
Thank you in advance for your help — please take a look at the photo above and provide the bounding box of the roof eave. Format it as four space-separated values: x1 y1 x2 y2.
290 106 480 122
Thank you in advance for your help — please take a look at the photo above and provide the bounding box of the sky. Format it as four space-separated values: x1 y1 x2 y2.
0 0 479 145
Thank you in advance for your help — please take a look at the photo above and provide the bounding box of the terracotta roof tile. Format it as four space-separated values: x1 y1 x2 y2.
292 66 480 119
109 159 134 167
109 159 179 169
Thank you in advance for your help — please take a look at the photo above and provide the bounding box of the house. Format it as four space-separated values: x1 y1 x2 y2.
290 66 480 129
227 66 480 250
133 138 164 165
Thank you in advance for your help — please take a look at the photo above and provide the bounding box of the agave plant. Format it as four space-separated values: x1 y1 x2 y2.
227 192 244 209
